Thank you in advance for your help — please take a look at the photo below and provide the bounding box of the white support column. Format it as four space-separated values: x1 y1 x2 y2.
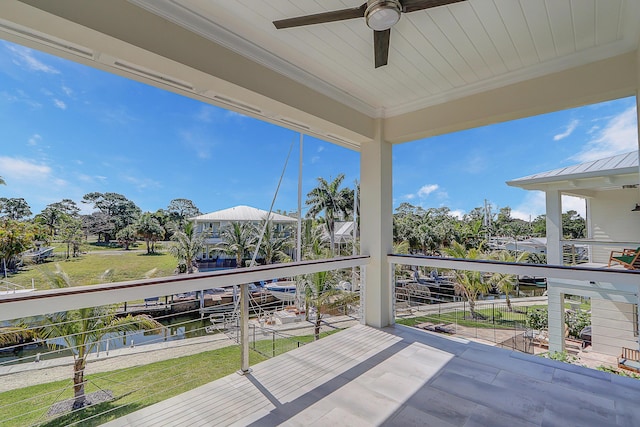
547 286 566 353
360 119 393 328
546 189 565 352
545 190 563 266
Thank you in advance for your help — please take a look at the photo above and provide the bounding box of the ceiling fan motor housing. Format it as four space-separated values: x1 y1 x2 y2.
365 0 402 31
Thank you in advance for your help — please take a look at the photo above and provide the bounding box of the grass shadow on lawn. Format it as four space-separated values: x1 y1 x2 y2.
40 399 145 427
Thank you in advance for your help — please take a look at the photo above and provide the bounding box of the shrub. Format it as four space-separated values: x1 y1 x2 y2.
526 307 548 330
565 310 590 338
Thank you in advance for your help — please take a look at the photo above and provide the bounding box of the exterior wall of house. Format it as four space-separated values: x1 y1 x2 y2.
591 299 638 356
589 189 640 264
191 218 295 261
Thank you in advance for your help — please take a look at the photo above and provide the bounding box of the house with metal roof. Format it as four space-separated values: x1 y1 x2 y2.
190 205 297 267
508 151 640 356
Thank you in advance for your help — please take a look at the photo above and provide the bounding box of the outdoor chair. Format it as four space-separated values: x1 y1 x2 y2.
608 247 640 270
618 347 640 373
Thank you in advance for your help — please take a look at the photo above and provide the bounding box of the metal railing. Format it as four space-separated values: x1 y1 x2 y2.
0 255 369 426
389 254 640 357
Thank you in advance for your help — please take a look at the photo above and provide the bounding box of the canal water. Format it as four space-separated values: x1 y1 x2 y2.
0 314 212 366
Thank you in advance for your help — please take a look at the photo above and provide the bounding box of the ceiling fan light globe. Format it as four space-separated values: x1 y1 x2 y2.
365 0 401 31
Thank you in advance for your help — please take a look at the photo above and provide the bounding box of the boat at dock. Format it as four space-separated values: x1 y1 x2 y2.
264 281 298 303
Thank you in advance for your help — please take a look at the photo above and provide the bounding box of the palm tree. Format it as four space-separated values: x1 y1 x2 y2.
258 219 292 264
306 174 351 256
488 250 529 311
444 241 490 319
29 267 162 409
0 176 5 186
301 269 358 340
135 212 165 254
169 222 204 273
216 222 255 268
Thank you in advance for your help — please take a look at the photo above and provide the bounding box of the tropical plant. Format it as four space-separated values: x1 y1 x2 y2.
0 176 5 186
306 174 352 256
58 216 84 258
301 269 358 340
487 250 529 311
526 307 548 330
216 222 255 268
0 219 43 271
444 241 490 319
167 198 201 231
116 225 137 251
0 197 32 220
565 309 590 338
0 327 34 346
26 267 162 409
169 222 204 273
135 212 165 254
82 192 141 242
258 219 292 264
36 199 81 240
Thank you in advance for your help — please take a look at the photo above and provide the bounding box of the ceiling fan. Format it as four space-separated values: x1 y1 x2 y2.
273 0 466 68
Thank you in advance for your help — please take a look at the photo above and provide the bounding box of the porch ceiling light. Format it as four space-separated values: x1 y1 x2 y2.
365 0 402 31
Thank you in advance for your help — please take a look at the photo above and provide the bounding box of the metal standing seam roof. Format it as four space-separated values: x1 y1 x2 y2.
189 205 297 223
506 151 639 187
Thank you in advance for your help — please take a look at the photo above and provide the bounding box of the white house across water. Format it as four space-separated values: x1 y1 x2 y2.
190 205 297 267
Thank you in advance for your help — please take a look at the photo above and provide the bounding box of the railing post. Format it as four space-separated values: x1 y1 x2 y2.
360 265 366 324
239 283 251 375
391 263 396 321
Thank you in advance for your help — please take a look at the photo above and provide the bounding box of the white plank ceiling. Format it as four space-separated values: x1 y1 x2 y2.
133 0 638 118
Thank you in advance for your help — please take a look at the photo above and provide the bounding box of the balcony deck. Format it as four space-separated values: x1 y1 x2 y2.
103 324 640 427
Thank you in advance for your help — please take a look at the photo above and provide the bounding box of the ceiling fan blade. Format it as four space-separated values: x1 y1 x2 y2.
374 29 391 68
273 4 367 29
401 0 466 14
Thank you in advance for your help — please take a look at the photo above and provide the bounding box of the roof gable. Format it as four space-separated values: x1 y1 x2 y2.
190 205 296 223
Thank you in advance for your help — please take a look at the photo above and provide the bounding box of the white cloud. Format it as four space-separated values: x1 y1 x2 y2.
561 195 586 217
27 134 41 146
1 90 42 109
450 209 465 220
53 99 67 110
512 191 586 221
553 119 579 141
61 85 73 97
572 106 638 162
0 156 53 181
7 44 59 74
418 184 439 197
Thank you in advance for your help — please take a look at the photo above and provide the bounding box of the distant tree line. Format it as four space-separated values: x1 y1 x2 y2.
0 177 585 274
393 202 585 255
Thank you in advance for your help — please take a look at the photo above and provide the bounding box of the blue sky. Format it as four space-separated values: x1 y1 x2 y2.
0 39 638 221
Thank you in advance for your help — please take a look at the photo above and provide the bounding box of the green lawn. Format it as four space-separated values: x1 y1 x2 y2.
397 306 530 329
0 329 346 426
5 250 178 289
1 343 266 426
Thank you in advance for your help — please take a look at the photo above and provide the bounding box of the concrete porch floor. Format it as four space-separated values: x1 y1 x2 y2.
102 324 640 426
